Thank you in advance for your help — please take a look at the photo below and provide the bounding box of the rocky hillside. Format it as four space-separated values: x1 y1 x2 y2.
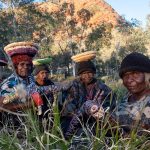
32 0 125 55
0 0 125 58
36 0 123 28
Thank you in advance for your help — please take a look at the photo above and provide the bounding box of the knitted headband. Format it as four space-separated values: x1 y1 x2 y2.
11 55 33 65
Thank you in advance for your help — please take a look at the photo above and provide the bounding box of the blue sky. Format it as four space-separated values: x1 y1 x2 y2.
105 0 150 27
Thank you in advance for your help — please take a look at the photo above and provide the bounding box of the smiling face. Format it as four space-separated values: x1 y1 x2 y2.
80 71 95 84
16 61 32 78
122 71 147 94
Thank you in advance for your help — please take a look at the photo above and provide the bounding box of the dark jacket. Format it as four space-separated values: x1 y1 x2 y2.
59 78 116 138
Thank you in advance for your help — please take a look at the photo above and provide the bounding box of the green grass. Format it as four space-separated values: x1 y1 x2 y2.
0 82 149 150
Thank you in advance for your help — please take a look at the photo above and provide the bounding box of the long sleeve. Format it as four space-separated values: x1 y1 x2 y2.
60 80 81 117
0 74 36 112
64 80 116 139
97 82 116 112
0 74 18 97
80 82 116 116
113 95 150 130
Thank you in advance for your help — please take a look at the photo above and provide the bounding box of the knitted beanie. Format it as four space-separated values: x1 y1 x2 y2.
119 52 150 78
76 60 96 75
33 65 50 76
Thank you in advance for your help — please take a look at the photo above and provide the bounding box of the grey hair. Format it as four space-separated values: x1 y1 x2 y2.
145 73 150 88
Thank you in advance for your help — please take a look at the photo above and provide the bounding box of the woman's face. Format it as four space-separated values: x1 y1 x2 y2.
16 61 32 78
80 71 94 84
36 70 49 83
122 71 146 94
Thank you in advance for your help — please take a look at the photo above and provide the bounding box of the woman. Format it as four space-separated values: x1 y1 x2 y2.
33 64 55 131
61 60 116 139
114 52 150 133
0 41 38 128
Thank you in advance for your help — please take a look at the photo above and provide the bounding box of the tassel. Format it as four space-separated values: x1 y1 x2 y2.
31 92 43 115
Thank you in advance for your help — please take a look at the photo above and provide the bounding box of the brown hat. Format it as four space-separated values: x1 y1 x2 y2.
33 64 50 76
76 60 96 75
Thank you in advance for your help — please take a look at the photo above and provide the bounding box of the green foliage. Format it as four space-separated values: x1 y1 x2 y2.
0 0 35 7
118 28 148 60
0 1 150 149
86 23 112 51
50 51 71 72
0 10 14 46
101 26 149 77
0 1 150 77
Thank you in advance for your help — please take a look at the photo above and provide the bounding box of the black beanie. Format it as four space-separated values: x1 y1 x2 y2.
76 60 96 75
33 65 50 76
119 52 150 78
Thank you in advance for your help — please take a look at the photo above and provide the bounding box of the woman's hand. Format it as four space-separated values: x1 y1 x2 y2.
91 106 105 119
90 104 99 114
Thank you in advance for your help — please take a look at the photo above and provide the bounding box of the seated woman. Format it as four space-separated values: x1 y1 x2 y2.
0 41 38 128
113 52 150 134
32 62 72 132
60 52 116 139
32 64 55 131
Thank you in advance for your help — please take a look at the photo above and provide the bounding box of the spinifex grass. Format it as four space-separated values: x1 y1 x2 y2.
0 83 149 149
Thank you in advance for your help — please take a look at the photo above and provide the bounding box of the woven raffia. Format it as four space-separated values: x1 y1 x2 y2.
4 41 38 57
4 41 38 51
71 51 96 62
